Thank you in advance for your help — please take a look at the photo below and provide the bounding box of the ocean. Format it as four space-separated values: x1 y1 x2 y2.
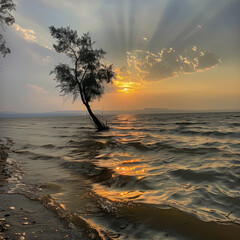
0 112 240 239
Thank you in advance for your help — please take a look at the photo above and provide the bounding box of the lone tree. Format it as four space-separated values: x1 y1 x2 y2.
50 26 115 131
0 0 15 57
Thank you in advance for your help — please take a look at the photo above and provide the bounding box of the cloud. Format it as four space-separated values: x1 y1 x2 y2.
197 51 221 70
112 46 221 92
27 49 51 65
27 84 48 94
13 24 52 50
14 24 37 42
125 47 221 81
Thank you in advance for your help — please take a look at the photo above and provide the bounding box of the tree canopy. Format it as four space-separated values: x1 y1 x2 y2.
0 0 15 57
50 26 115 130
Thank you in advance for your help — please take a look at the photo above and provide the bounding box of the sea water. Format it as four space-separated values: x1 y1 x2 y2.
0 112 240 239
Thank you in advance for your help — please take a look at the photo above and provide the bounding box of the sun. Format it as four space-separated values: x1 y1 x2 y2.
120 87 135 94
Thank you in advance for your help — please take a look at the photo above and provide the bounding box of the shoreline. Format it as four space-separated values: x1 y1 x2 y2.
0 139 89 240
0 138 13 181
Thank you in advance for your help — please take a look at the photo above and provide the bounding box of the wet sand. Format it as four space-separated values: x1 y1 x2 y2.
0 139 88 240
0 194 88 240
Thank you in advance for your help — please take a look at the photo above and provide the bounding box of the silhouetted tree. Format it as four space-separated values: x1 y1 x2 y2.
0 0 15 57
49 26 115 131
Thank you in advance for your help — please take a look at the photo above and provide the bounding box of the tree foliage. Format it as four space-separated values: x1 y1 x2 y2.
50 26 115 104
50 26 115 130
0 0 15 57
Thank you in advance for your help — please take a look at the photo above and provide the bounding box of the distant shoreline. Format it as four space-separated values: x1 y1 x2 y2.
0 109 239 119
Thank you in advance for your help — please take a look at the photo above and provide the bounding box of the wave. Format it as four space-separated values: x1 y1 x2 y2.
175 128 240 138
170 169 220 182
100 173 150 190
62 161 104 176
41 144 63 149
59 135 70 138
150 142 221 154
202 142 222 147
124 142 151 151
175 121 207 125
68 139 118 149
62 160 150 191
91 191 240 240
67 137 225 156
26 194 114 240
221 153 240 158
14 150 61 161
230 123 240 127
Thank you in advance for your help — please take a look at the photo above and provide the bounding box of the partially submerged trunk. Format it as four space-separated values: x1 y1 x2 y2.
76 81 108 131
85 102 109 131
76 67 109 131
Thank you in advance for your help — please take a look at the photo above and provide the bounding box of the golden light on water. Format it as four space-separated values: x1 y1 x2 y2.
115 166 136 174
92 185 144 201
114 165 146 177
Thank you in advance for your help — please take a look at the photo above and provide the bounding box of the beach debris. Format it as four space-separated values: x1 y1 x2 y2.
89 233 95 239
5 224 10 227
22 217 27 220
69 223 75 229
19 236 25 240
120 223 127 229
4 214 10 217
226 210 233 218
9 206 15 210
0 227 6 232
22 222 29 225
0 218 6 221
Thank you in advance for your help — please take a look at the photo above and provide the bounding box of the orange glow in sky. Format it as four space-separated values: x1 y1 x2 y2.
0 0 239 113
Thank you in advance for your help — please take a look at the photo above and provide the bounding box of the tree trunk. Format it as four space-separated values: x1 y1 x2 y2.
84 102 108 131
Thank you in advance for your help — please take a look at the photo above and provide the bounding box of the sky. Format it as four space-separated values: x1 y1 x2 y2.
0 0 239 113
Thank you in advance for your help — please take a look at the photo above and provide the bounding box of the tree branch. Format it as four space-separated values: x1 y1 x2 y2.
73 58 87 105
68 44 78 60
